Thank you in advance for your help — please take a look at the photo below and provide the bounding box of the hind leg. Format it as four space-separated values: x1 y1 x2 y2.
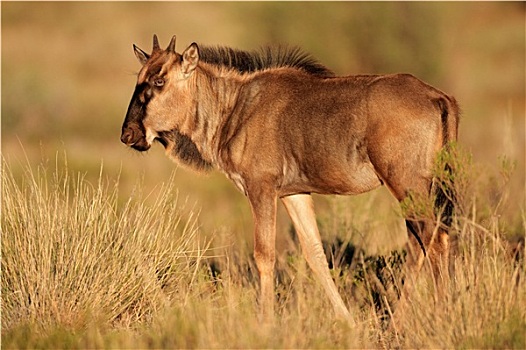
405 218 449 289
426 226 450 290
375 172 449 319
390 218 449 335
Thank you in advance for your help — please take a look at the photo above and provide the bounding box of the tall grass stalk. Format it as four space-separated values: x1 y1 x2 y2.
1 156 211 333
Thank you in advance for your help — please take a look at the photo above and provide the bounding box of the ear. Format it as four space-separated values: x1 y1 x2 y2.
133 44 150 65
182 43 199 75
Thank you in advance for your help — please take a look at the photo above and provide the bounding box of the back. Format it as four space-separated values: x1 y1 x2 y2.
225 71 453 196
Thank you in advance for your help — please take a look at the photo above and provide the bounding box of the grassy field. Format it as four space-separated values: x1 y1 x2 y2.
2 2 525 348
2 148 525 349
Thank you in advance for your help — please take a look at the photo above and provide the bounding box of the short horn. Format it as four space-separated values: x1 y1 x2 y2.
166 35 176 53
152 34 161 52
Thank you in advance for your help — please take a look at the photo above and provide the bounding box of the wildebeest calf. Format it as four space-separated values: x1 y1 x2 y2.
121 35 459 322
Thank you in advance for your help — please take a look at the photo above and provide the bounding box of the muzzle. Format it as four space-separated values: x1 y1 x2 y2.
121 123 151 152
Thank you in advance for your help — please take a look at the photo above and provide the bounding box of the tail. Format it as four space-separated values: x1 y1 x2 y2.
433 96 460 232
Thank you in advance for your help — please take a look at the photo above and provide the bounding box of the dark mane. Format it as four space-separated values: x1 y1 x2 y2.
198 45 334 77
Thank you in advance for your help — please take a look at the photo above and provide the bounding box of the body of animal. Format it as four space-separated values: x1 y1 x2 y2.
121 35 459 322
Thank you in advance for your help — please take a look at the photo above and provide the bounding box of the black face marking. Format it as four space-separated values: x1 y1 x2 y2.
121 87 147 143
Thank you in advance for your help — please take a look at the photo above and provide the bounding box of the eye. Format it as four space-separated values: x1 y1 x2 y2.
153 77 165 87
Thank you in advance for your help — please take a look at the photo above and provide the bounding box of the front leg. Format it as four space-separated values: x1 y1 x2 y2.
247 186 277 320
281 193 353 322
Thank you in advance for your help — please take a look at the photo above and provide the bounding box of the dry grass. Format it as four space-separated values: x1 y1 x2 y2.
1 152 524 349
1 155 212 338
1 2 524 348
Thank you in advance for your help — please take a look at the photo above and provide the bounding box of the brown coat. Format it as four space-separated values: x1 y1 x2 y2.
121 35 459 322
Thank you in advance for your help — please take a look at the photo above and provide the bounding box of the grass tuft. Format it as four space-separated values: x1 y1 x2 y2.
1 156 212 341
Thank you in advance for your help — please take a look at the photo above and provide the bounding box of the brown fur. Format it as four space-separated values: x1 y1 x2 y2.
121 35 459 322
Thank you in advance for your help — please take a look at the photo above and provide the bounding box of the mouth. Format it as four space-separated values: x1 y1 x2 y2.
121 126 153 152
130 141 151 152
121 135 151 152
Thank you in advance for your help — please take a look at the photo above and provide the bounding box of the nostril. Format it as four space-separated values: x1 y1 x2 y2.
121 129 135 145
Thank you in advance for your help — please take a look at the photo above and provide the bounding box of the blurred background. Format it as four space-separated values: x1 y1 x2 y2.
2 2 524 250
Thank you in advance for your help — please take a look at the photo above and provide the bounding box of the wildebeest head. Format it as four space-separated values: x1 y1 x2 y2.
121 35 199 152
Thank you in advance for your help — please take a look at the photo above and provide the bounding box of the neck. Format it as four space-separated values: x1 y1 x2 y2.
179 64 246 167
